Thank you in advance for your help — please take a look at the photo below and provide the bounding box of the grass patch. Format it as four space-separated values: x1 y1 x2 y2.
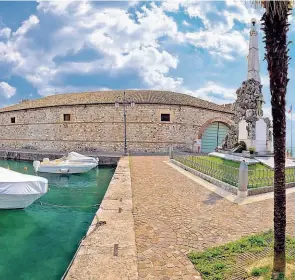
175 155 295 188
247 257 295 279
251 265 271 276
188 231 295 280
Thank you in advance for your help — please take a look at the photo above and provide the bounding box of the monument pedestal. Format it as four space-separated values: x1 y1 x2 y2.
238 118 272 154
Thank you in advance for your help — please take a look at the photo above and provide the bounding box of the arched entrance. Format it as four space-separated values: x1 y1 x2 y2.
201 122 230 153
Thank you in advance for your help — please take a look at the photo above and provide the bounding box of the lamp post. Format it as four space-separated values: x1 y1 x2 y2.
123 90 127 155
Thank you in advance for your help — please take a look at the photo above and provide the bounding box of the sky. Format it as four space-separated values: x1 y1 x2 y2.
0 0 294 147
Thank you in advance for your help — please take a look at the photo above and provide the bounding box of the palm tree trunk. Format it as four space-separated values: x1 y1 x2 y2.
261 2 290 276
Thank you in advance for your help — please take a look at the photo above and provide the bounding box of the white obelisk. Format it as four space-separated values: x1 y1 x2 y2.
247 18 261 83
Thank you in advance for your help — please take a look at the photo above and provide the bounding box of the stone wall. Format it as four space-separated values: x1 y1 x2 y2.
0 103 233 152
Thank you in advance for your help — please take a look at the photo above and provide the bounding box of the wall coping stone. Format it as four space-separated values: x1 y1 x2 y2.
64 157 138 280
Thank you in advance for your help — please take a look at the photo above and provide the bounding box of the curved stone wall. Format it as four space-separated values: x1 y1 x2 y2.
0 103 233 152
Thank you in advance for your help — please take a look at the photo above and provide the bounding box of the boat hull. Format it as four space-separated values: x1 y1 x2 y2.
37 163 97 174
0 193 45 209
0 167 48 209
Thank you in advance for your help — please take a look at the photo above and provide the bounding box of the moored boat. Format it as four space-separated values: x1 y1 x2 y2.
0 167 48 209
61 152 99 165
33 152 98 174
33 160 97 174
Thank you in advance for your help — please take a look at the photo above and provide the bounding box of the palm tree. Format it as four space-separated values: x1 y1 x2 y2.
256 0 292 277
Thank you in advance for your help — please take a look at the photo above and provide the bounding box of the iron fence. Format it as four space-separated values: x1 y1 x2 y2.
173 153 239 187
249 167 295 188
173 152 295 189
285 168 295 184
248 168 274 188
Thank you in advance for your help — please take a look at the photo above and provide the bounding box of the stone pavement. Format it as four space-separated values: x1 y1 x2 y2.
130 156 295 280
65 157 138 280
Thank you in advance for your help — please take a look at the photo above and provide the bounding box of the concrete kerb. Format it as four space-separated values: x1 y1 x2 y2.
167 159 295 205
64 157 139 280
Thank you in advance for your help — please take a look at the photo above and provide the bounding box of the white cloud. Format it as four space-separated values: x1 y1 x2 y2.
161 1 181 12
224 0 262 28
185 29 248 58
183 2 214 28
4 1 183 96
163 1 262 61
162 1 254 60
0 0 265 103
0 14 41 73
37 1 74 15
13 15 39 37
186 81 236 104
0 82 16 98
0 27 11 39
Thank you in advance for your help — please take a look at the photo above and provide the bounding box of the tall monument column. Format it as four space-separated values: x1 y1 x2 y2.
235 18 265 145
222 18 271 153
247 18 261 83
244 18 264 143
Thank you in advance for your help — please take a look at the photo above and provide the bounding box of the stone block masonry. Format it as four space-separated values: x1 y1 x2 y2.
0 90 233 153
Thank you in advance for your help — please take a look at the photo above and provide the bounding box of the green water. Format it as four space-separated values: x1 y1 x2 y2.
0 160 114 280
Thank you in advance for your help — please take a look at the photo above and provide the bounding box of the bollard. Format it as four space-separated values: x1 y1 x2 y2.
238 160 248 198
169 147 174 159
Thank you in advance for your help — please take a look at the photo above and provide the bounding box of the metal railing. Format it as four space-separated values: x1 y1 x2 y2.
249 167 295 188
248 168 274 188
173 151 295 189
173 153 239 187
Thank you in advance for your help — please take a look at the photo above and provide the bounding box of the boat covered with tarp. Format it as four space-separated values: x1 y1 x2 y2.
0 167 48 209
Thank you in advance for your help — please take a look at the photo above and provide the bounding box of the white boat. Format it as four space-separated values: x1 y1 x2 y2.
62 152 99 165
33 152 98 174
0 167 48 209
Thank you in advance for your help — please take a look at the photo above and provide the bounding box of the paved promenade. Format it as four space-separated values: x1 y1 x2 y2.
130 156 295 280
65 157 138 280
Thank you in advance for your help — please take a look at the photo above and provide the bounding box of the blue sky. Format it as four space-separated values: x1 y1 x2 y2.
0 1 294 147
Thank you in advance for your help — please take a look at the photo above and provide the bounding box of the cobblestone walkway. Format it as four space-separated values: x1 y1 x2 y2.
130 156 295 280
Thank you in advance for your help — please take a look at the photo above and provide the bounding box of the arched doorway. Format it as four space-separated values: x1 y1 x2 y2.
201 122 230 153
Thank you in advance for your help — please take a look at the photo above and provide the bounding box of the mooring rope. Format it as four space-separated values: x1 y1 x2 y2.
37 201 100 208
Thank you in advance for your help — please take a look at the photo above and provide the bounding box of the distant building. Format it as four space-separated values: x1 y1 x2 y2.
0 90 233 153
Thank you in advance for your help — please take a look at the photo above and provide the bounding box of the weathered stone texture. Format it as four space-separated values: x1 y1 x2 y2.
0 102 233 152
222 79 264 149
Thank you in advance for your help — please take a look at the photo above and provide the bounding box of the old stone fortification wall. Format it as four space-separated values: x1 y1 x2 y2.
0 103 233 152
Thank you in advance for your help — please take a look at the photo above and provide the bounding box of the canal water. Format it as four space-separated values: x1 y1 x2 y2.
0 160 114 280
